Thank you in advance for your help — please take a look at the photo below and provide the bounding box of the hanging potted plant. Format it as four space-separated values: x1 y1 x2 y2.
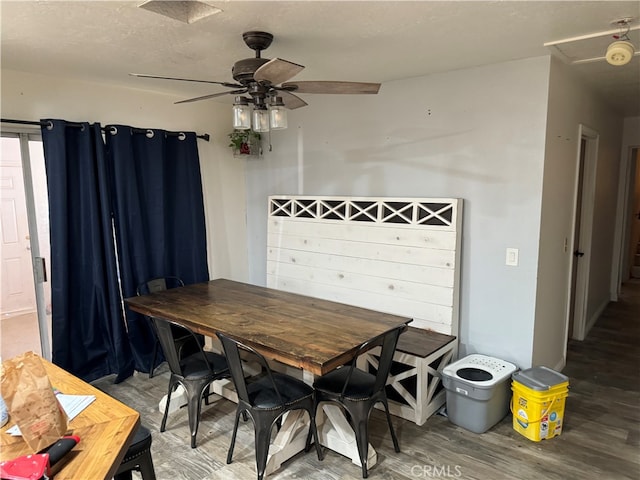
228 129 262 156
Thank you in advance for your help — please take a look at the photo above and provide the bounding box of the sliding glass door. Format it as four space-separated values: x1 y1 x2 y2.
0 132 51 360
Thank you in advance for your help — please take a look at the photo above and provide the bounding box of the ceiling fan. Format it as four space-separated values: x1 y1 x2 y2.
131 31 380 131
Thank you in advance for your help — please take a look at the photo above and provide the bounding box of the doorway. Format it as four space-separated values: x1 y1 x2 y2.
0 133 51 360
567 125 599 342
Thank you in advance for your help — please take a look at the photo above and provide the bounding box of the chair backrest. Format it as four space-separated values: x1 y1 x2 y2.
153 317 210 376
136 276 184 296
342 324 407 396
217 333 284 408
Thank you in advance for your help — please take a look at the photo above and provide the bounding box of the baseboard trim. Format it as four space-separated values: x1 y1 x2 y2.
585 299 609 338
552 356 566 372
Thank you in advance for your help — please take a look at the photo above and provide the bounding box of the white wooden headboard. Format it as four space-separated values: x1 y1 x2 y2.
266 196 462 337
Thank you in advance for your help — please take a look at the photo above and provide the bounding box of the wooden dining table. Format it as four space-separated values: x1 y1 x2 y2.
126 278 411 376
126 278 411 474
1 355 140 480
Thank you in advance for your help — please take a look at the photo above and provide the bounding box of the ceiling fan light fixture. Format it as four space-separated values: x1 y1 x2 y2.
252 107 270 133
269 97 287 130
232 96 251 130
132 31 381 136
606 40 635 65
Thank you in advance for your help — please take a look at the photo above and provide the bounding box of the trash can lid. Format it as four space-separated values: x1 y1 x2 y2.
512 366 568 391
442 354 517 387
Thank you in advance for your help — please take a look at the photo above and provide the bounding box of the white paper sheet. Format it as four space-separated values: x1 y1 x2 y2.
5 393 96 436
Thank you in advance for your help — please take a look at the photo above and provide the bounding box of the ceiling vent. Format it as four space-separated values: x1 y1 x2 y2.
138 1 222 24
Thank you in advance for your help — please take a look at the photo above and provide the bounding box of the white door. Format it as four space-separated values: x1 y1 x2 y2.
0 147 36 315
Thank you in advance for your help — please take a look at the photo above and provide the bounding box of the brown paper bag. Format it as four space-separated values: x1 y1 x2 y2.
0 351 68 452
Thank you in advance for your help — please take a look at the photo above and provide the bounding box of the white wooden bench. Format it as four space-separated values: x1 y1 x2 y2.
267 195 462 426
358 326 456 425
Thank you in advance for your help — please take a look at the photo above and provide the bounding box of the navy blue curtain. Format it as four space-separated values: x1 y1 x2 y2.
41 120 134 382
105 126 209 373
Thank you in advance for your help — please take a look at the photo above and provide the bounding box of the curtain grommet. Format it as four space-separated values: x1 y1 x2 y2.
46 121 54 130
146 129 154 139
178 132 186 141
109 126 118 136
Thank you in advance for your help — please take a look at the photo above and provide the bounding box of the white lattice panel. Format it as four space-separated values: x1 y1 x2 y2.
267 196 462 336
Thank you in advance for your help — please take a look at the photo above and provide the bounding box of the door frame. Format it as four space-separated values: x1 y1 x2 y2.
1 130 51 360
567 124 599 342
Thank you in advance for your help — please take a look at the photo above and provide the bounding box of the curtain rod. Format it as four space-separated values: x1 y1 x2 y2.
1 118 210 142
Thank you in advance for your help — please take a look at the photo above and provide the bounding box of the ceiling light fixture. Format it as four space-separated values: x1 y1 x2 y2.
252 105 270 133
233 94 288 132
269 97 287 130
134 31 381 136
232 96 251 130
606 18 636 66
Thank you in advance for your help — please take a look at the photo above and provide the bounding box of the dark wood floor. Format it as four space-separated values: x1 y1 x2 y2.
94 280 640 480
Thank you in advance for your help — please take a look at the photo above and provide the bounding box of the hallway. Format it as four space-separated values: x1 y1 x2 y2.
564 278 640 393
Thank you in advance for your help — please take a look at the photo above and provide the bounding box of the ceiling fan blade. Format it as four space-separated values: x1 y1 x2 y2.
254 58 305 85
130 73 242 89
281 81 380 94
174 89 247 105
277 90 308 110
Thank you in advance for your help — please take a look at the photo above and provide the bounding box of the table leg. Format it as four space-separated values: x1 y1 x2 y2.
265 368 377 474
264 410 310 475
306 369 377 469
159 386 187 414
158 378 232 414
316 403 377 468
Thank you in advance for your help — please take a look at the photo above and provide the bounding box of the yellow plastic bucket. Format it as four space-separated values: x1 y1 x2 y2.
511 366 569 442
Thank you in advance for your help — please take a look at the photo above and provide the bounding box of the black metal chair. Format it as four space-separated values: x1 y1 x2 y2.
154 317 229 448
217 333 323 480
312 325 407 478
114 424 156 480
136 276 199 378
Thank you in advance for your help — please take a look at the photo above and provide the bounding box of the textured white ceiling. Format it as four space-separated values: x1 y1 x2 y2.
2 1 639 116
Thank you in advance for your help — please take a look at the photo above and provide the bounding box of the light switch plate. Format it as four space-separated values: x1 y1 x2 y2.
506 248 519 266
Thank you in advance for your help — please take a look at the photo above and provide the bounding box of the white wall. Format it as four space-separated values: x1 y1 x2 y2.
245 56 552 369
533 57 623 368
1 69 249 282
6 56 626 372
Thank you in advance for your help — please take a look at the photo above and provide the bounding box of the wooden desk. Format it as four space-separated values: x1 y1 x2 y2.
126 278 411 376
1 357 140 480
126 278 411 475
